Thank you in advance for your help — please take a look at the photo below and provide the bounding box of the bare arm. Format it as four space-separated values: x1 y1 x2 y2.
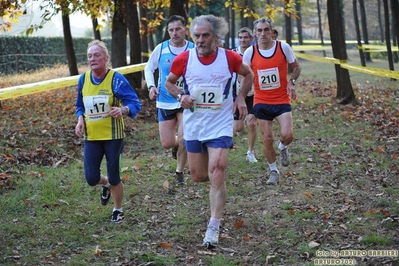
234 63 254 120
166 72 195 109
290 59 302 81
75 115 85 138
287 59 302 101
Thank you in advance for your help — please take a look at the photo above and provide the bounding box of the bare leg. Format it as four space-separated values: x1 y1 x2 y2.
247 114 257 152
176 112 187 172
234 119 245 133
257 119 276 164
158 119 178 149
187 152 209 182
207 147 229 219
276 112 294 146
111 181 124 209
198 147 230 248
99 174 109 185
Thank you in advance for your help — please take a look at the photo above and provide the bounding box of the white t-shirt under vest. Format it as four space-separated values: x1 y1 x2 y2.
183 48 234 141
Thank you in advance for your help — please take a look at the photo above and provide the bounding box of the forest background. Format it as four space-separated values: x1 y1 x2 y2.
1 0 399 104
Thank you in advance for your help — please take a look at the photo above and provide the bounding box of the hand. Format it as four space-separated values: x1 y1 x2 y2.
234 95 247 120
180 95 196 109
288 84 297 101
149 87 159 100
109 107 123 118
75 117 85 138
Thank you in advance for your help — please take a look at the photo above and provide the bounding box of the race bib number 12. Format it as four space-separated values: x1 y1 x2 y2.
191 84 223 111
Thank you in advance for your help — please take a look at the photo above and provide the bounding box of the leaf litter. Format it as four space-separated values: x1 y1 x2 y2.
0 78 398 265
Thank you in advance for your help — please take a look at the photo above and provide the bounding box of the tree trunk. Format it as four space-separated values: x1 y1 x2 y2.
231 7 235 48
317 0 326 57
225 6 230 49
126 0 142 89
240 3 244 28
353 0 366 66
92 17 101 40
378 0 385 42
392 0 399 47
62 13 78 76
295 0 303 45
243 0 249 27
285 3 293 73
148 32 155 52
327 0 357 105
383 0 395 74
165 0 189 41
358 0 372 61
391 0 398 63
139 2 149 63
285 10 292 45
247 0 254 29
111 0 127 68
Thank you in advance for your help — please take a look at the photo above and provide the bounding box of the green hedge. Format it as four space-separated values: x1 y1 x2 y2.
0 36 111 75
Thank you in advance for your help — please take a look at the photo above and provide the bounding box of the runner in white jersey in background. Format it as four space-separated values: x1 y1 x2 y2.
144 15 194 186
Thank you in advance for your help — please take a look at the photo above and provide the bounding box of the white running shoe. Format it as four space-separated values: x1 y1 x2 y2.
246 151 258 163
203 225 219 249
280 147 290 166
266 170 280 185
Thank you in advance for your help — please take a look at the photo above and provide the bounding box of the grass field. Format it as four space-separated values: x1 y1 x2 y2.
0 57 398 266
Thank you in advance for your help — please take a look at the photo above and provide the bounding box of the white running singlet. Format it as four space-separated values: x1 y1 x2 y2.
183 48 234 141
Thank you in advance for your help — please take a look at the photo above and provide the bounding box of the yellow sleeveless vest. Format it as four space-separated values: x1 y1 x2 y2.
82 70 124 140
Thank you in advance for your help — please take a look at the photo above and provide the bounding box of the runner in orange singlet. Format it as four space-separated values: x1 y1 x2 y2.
243 18 302 185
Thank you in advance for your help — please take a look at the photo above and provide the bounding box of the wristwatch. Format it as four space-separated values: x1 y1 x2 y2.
289 79 296 85
121 107 126 115
148 85 155 91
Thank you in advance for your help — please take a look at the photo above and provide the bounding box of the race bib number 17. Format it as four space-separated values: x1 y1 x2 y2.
84 95 111 121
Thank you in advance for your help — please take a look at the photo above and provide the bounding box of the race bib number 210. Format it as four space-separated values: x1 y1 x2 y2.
258 67 280 90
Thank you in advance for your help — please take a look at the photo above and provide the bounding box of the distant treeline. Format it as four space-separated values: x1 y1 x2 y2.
0 36 111 75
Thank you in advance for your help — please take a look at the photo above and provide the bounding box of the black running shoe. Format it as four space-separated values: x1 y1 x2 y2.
175 172 185 186
100 186 111 206
111 210 124 223
171 145 178 160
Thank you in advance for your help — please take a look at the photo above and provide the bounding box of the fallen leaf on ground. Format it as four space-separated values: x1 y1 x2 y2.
160 242 172 248
308 241 320 248
234 220 244 228
304 192 313 198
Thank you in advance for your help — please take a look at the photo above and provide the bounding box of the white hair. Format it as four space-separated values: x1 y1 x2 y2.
190 15 229 39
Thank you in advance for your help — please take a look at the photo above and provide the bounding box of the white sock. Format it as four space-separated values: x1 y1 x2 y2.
113 208 123 212
268 162 279 173
278 142 287 151
247 150 254 154
208 217 220 228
